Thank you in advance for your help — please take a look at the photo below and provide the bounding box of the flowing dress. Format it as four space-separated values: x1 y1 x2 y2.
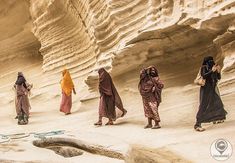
139 75 164 122
14 72 31 124
196 66 227 124
60 69 74 114
60 92 72 114
15 84 30 116
98 68 126 120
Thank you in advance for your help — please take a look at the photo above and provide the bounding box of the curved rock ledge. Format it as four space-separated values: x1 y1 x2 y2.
33 137 125 160
33 137 190 163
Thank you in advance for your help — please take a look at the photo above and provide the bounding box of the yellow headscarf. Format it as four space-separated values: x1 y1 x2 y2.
61 69 74 96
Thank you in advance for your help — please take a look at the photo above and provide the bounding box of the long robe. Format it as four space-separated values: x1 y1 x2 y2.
196 65 227 124
60 92 72 114
139 69 164 121
60 69 74 114
14 72 31 117
98 68 126 120
15 84 30 117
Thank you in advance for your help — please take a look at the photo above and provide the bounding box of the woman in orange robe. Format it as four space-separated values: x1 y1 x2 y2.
60 69 76 115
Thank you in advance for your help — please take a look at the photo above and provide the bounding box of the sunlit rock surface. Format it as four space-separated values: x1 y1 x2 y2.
0 0 40 62
1 0 235 94
0 1 235 162
28 0 235 98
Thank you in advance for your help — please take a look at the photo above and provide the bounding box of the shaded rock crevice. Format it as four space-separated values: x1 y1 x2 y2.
0 0 42 62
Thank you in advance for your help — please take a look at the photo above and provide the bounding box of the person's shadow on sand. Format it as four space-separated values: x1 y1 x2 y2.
114 119 145 126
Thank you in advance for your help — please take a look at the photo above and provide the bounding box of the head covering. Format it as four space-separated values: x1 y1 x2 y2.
138 68 152 97
98 68 112 96
139 68 148 81
202 56 215 69
147 65 159 77
18 72 24 77
61 69 74 96
98 68 124 110
15 72 26 86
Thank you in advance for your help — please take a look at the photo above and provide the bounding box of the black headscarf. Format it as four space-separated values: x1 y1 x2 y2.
202 56 215 69
15 72 27 88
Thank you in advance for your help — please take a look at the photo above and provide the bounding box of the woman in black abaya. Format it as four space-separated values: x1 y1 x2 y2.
194 56 227 131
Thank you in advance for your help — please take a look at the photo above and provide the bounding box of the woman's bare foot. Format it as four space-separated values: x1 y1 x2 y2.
105 121 114 125
194 126 205 132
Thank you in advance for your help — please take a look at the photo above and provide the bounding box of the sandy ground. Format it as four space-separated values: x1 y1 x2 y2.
0 57 234 163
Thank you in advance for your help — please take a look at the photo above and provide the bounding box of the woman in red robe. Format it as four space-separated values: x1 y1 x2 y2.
94 68 127 126
138 66 164 129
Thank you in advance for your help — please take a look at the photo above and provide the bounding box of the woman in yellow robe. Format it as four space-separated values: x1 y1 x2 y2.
60 69 76 115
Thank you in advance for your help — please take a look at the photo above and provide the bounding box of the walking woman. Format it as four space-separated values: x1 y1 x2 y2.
14 72 32 125
94 68 127 126
60 69 76 115
194 56 227 131
138 66 164 129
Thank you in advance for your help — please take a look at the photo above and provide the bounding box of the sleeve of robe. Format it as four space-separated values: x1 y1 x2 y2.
201 66 213 79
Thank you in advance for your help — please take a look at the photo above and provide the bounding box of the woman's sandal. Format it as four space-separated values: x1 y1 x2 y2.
94 121 102 126
194 127 205 132
152 125 161 129
144 124 152 129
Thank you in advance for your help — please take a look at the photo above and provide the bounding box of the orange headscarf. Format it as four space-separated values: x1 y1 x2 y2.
61 69 74 96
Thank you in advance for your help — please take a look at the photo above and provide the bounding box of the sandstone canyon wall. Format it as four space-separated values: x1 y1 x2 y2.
1 2 235 162
0 0 41 61
1 0 235 100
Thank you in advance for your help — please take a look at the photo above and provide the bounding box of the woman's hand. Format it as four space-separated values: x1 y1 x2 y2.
216 65 221 73
212 65 217 72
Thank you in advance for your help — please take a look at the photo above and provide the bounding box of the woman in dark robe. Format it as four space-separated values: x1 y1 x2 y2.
14 72 31 125
138 66 164 129
94 68 127 126
194 56 227 131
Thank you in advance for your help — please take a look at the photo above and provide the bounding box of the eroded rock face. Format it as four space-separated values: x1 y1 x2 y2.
1 0 235 98
0 0 41 62
30 0 98 76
